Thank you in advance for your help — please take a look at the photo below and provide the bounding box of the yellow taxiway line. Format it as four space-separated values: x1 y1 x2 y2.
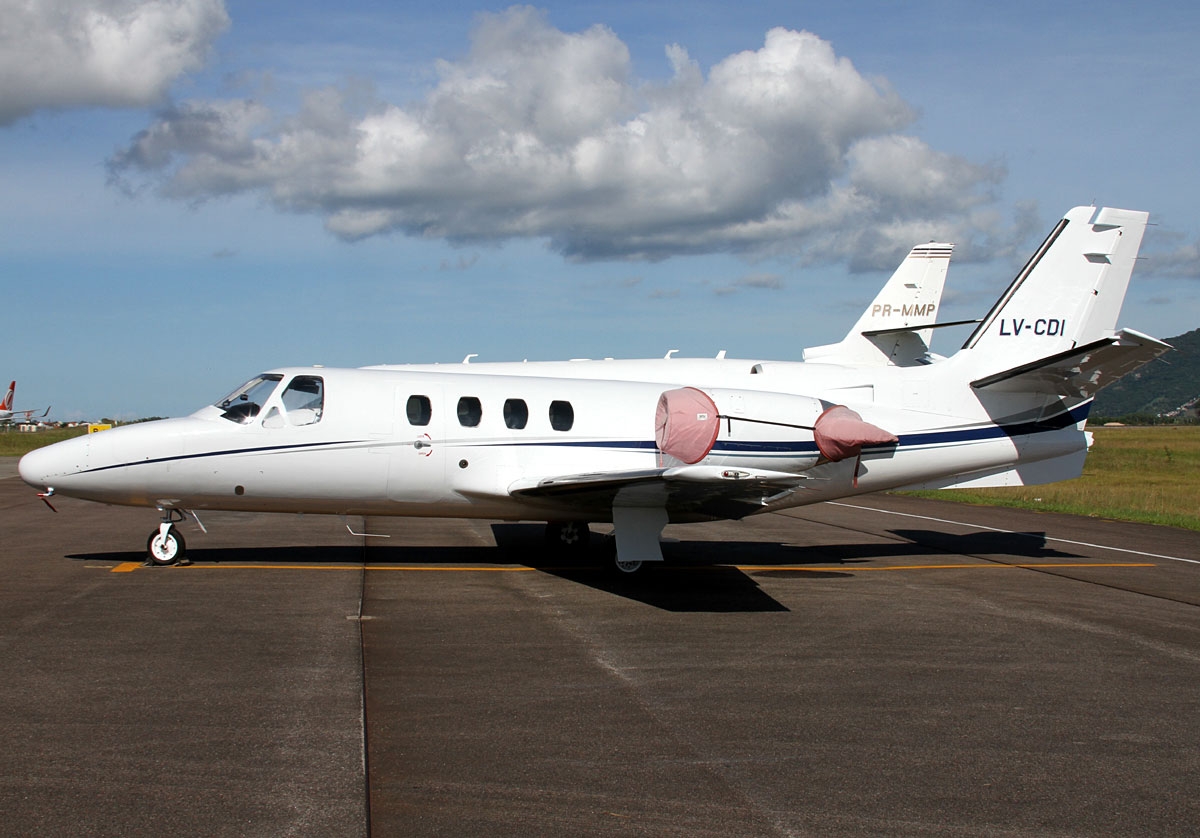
109 561 1155 573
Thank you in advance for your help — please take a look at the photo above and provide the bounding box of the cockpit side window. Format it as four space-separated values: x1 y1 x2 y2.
217 375 283 424
280 376 324 426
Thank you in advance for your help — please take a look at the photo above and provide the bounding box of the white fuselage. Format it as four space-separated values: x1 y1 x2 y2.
17 357 1089 523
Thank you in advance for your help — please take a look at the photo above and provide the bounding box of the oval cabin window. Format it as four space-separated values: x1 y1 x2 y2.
457 396 482 427
549 400 574 432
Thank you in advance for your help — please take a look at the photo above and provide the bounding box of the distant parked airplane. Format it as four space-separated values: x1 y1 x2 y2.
0 382 50 426
19 207 1169 573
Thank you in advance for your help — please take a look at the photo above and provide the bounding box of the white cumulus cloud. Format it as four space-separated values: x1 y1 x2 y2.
0 0 229 126
1145 238 1200 279
107 5 1011 266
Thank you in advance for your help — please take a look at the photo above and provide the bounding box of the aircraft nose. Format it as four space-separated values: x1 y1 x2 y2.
19 436 87 488
18 446 52 488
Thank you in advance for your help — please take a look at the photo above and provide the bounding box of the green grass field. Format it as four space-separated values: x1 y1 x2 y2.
0 426 88 456
4 425 1198 531
900 426 1200 531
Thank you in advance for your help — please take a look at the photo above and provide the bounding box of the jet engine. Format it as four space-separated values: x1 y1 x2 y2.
655 387 897 474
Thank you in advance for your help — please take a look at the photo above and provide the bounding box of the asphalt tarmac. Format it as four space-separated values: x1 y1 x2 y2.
2 458 1198 837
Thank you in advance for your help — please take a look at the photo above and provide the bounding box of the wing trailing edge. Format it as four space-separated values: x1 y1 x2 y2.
509 465 810 520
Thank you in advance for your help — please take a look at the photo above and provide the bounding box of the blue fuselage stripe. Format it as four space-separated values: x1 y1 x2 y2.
72 403 1090 476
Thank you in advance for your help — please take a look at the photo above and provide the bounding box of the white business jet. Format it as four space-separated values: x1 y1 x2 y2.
19 207 1168 573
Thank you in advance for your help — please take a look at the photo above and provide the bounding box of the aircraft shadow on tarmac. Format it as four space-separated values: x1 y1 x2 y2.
493 524 802 612
886 528 1081 561
65 525 1078 615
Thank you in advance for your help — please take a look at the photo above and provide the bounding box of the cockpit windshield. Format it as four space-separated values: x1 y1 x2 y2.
216 375 283 423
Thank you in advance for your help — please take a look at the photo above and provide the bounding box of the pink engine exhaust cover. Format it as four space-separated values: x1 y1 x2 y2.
813 405 898 461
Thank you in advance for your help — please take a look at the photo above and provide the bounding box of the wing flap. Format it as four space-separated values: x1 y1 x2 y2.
509 465 810 520
970 328 1171 398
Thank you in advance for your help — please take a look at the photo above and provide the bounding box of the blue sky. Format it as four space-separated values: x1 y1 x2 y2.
3 0 1198 419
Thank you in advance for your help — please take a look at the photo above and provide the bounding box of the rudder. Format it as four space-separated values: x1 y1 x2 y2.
962 206 1148 367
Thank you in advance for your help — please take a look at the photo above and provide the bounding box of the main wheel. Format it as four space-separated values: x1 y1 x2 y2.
610 556 645 575
601 536 646 576
545 520 591 552
146 527 186 566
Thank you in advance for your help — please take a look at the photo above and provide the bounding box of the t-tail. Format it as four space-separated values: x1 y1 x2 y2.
804 242 954 366
959 206 1169 411
914 206 1171 490
963 206 1156 363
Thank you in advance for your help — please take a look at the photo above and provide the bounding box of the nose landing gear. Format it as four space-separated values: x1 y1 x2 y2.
147 524 186 565
145 508 192 566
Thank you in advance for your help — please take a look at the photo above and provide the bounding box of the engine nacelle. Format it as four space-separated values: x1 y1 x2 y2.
655 387 897 474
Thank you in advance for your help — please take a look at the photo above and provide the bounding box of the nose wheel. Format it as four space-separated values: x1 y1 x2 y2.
147 524 186 565
146 509 192 566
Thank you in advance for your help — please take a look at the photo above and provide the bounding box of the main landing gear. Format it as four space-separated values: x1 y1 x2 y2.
145 509 190 566
607 545 645 577
543 520 649 576
545 520 591 552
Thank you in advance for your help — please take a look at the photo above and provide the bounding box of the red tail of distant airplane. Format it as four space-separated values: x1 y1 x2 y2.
0 382 49 424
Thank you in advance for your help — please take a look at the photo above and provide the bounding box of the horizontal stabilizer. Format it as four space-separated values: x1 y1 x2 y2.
970 328 1171 398
861 318 980 338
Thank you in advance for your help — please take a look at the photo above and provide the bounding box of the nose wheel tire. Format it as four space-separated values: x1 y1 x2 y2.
147 527 186 566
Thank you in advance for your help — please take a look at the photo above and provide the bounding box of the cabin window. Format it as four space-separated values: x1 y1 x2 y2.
503 398 528 429
216 374 283 424
280 375 324 426
549 400 574 431
407 395 432 426
457 396 482 427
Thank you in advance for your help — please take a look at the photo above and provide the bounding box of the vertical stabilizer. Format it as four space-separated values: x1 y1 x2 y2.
1 382 13 411
803 242 953 366
962 206 1148 367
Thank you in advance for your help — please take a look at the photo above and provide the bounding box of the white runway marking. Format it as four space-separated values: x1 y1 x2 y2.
826 502 1200 565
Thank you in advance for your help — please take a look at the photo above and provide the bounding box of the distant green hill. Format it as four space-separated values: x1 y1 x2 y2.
1093 328 1200 420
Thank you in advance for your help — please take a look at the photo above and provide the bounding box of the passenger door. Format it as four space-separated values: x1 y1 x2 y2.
386 386 450 504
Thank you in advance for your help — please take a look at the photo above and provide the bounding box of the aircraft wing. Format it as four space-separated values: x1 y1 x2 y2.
509 465 811 520
970 328 1171 398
